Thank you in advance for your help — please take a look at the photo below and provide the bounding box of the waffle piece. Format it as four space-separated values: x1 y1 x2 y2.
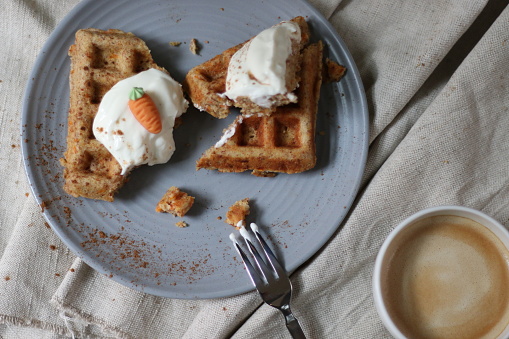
184 16 310 119
60 28 166 201
324 58 346 82
226 198 250 229
196 42 323 175
155 186 195 217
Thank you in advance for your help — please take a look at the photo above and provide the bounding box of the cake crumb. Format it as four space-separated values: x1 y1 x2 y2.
156 187 195 217
175 221 189 228
169 41 182 47
189 38 199 55
226 198 250 229
324 58 346 82
252 170 277 177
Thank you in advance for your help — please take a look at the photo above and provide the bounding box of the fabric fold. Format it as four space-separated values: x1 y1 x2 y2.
230 4 509 337
1 0 507 338
330 0 488 143
52 258 263 339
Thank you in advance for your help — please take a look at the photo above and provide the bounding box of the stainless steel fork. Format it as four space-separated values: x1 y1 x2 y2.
230 223 306 339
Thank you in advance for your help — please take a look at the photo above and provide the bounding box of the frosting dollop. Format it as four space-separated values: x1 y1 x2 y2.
222 21 301 107
93 68 188 175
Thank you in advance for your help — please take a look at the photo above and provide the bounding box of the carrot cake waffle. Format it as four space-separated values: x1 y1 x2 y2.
60 28 167 201
184 16 310 119
196 41 324 176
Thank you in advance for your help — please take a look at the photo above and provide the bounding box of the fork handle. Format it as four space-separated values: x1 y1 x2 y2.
282 309 306 339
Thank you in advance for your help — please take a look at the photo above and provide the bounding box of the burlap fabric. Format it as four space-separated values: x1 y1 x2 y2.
0 0 507 338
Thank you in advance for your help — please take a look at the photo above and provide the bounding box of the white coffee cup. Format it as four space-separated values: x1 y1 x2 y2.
373 206 509 339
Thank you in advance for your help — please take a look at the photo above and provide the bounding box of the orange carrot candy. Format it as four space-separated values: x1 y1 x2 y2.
128 87 162 134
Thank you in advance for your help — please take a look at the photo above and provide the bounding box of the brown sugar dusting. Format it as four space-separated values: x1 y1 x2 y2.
40 196 63 213
43 198 219 289
80 229 152 270
165 253 214 283
77 224 217 284
63 206 72 219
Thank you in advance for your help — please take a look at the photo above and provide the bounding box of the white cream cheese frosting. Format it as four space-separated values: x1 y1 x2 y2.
222 21 301 107
214 113 266 148
93 68 188 175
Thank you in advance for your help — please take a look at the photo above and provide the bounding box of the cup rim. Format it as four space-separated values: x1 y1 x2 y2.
372 205 509 339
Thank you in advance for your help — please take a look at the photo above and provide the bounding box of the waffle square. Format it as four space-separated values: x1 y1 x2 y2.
196 41 323 175
60 29 167 201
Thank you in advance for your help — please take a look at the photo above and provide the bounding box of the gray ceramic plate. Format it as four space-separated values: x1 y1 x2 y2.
21 0 368 299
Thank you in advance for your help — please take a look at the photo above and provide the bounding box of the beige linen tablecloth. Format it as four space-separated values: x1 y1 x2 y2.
1 0 508 338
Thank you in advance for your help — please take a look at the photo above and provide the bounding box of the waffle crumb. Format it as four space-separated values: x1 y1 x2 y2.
175 221 189 228
226 198 250 229
324 58 346 82
190 38 199 55
252 170 277 177
156 186 195 217
169 41 182 47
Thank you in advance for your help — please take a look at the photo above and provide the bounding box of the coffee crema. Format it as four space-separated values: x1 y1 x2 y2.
381 215 509 339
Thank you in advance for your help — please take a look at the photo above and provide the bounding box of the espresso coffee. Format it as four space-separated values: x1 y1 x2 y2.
381 215 509 339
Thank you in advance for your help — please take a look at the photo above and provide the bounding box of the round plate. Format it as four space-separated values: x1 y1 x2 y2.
21 0 368 299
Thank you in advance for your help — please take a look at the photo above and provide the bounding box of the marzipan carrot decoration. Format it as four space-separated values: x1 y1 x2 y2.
128 87 162 134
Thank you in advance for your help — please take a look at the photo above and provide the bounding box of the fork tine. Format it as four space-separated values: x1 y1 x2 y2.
252 224 287 279
233 241 264 288
244 238 274 283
